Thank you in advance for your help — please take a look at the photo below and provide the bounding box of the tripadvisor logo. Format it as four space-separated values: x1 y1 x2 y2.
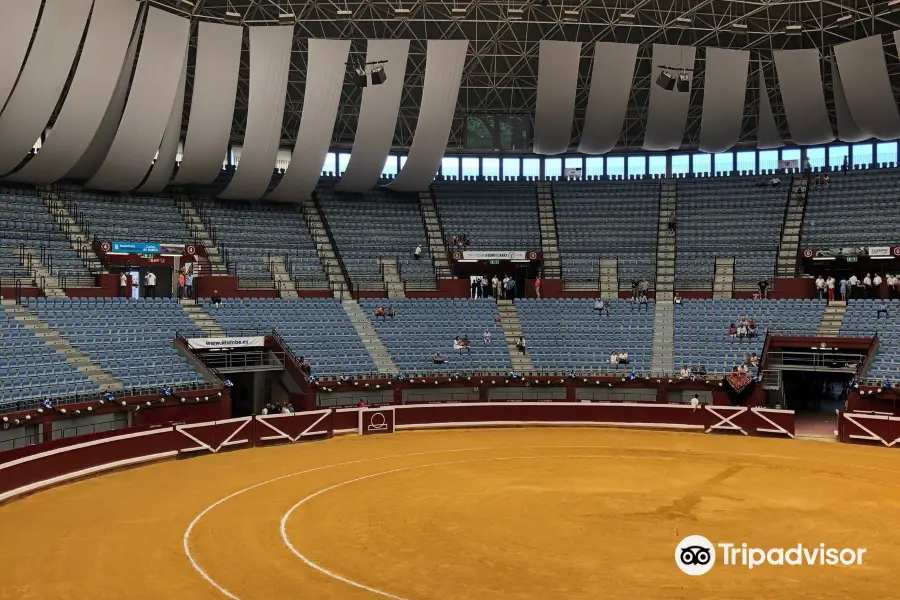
675 535 867 576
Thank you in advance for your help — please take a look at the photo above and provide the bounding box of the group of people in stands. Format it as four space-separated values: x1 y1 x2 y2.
449 233 471 248
678 364 708 378
728 318 758 341
374 304 395 320
261 401 294 415
816 273 900 301
609 351 629 367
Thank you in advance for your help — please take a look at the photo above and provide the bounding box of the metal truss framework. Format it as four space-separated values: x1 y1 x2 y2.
148 0 900 153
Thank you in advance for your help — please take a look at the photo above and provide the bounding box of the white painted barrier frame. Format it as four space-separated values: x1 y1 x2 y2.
704 405 749 435
175 416 253 454
256 410 331 443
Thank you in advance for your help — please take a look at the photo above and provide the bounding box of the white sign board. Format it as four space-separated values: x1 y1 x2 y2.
187 336 265 350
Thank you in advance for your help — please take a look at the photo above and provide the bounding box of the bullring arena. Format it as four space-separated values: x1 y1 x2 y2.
5 0 900 598
2 407 900 599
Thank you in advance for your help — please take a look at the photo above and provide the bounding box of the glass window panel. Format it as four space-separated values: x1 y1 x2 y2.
322 152 337 175
564 157 583 169
337 152 350 174
876 142 897 165
231 145 242 166
648 156 666 176
735 151 756 173
758 150 779 172
829 146 849 169
692 153 711 175
780 148 801 169
627 156 646 177
671 154 690 175
461 157 480 177
522 157 541 177
852 143 873 167
806 147 826 170
399 155 407 169
502 157 520 178
482 157 500 177
713 152 733 174
441 156 459 178
382 155 398 176
545 158 562 178
585 157 604 177
606 156 625 178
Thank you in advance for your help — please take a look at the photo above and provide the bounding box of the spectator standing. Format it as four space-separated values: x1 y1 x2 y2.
638 291 649 311
631 279 639 300
638 279 649 299
815 275 825 300
848 274 859 299
501 275 510 299
177 271 186 300
873 273 883 298
803 157 811 173
889 274 898 299
414 244 422 260
515 336 526 354
119 272 128 298
185 272 194 299
839 278 848 302
492 275 501 299
757 279 769 299
534 275 541 299
863 273 873 299
826 276 835 302
842 155 849 172
690 394 700 411
144 271 156 298
506 276 516 299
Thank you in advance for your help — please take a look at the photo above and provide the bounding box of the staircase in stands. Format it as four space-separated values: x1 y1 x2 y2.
536 183 561 278
655 179 677 302
713 258 735 299
650 302 675 375
22 248 67 298
341 300 399 374
180 299 226 337
267 255 299 298
776 171 811 277
175 194 228 276
301 197 351 300
418 190 452 279
2 299 123 391
379 259 407 299
40 188 106 277
817 301 847 336
599 259 618 298
497 299 534 371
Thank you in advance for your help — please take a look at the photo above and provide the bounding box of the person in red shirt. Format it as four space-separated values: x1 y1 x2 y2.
534 276 541 298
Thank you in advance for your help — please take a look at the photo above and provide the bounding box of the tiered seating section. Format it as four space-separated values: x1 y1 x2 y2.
66 190 192 244
0 309 98 407
516 298 655 372
30 297 207 390
433 182 540 251
554 181 658 285
676 175 787 288
802 168 900 247
197 199 327 288
673 299 826 373
840 299 899 379
0 187 90 281
318 190 434 288
360 298 511 372
202 298 376 375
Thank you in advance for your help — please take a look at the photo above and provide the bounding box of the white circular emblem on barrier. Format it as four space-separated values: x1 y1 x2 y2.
186 245 197 255
528 251 537 260
368 412 388 431
452 252 461 260
803 249 813 258
100 242 111 252
675 535 716 576
893 247 900 256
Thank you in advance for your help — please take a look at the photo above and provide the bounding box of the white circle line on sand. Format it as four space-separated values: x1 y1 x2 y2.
184 439 900 598
279 454 623 600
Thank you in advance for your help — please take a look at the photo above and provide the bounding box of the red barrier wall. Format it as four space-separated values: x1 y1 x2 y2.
0 403 796 504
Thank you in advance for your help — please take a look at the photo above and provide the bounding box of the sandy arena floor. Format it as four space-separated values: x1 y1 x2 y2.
1 427 899 600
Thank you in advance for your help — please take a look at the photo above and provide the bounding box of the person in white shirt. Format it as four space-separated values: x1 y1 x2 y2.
144 271 156 298
690 394 700 411
501 276 510 299
826 276 836 302
482 329 491 345
594 298 609 316
889 274 899 300
873 274 883 299
815 276 825 300
863 273 872 299
848 274 859 299
619 351 629 364
414 244 422 260
119 272 128 297
737 323 748 341
492 275 500 299
610 352 619 367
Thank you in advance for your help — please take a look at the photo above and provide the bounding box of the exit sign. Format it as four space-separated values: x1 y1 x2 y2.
845 256 858 263
490 260 500 264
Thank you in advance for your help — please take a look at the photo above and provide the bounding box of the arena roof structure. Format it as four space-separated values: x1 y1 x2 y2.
149 0 900 153
3 0 900 197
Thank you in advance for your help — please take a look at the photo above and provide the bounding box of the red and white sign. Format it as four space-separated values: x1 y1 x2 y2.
358 407 395 435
